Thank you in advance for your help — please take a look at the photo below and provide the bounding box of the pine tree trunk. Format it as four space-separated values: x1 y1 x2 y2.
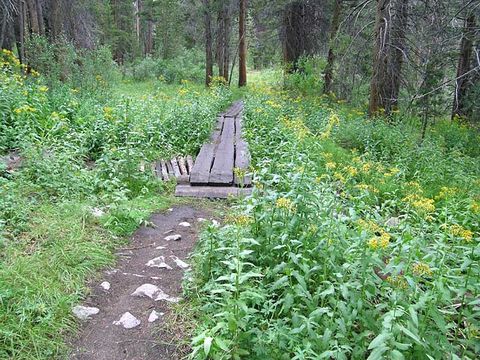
452 13 476 119
216 5 225 77
283 1 306 73
26 0 40 34
238 0 247 87
203 0 213 86
13 0 25 64
223 9 231 81
323 0 342 94
369 0 391 116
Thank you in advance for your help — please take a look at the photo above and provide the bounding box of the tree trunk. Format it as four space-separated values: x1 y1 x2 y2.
451 13 476 119
238 0 247 86
223 3 231 81
26 0 40 34
203 0 213 86
389 0 408 112
13 0 26 64
283 1 307 73
323 0 342 94
145 20 154 55
216 4 225 77
36 0 45 35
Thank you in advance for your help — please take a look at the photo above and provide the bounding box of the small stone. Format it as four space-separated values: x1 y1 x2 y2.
148 310 164 323
170 256 190 269
105 269 118 275
100 281 111 291
113 312 141 329
72 305 99 320
197 217 207 223
156 246 166 250
146 256 172 270
168 208 173 212
155 290 182 303
211 219 220 227
164 234 182 241
131 284 160 299
385 217 401 228
179 221 191 227
91 207 105 217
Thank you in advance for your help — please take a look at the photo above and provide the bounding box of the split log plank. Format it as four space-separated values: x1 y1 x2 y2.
186 156 194 173
171 158 181 178
209 117 235 185
160 160 169 181
175 184 252 199
178 157 188 175
190 144 215 185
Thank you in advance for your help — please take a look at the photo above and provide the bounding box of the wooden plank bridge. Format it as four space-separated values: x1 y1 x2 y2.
153 101 252 198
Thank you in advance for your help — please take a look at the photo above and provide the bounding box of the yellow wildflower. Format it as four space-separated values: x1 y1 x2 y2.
386 275 408 289
435 186 458 200
470 201 480 214
325 162 336 170
449 224 473 242
403 194 435 213
412 262 432 276
275 197 295 212
345 166 358 177
38 85 49 92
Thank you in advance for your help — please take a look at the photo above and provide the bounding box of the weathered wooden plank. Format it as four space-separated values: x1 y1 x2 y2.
190 143 215 185
223 101 243 118
166 160 174 176
178 156 188 175
209 118 235 185
186 156 194 173
171 158 181 178
234 140 252 186
160 160 169 181
234 116 243 144
176 175 190 184
151 162 158 177
175 184 252 199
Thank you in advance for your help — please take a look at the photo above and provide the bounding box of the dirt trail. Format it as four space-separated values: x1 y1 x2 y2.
70 205 212 360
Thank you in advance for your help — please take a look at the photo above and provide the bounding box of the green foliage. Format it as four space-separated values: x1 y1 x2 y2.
283 56 326 96
129 49 205 83
189 85 480 359
0 52 231 358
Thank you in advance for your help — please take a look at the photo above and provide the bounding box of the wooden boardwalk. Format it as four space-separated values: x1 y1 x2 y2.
175 101 252 198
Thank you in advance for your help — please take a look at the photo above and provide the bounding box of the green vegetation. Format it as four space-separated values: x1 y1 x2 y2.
189 82 480 359
0 48 230 358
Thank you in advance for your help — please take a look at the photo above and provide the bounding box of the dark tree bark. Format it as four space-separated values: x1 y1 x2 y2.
216 3 225 77
452 13 476 119
13 0 26 64
323 0 342 94
203 0 213 86
369 0 408 116
26 0 40 35
222 3 231 81
283 1 309 73
238 0 247 86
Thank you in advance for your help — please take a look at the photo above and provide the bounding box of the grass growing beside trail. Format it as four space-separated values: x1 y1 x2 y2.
0 50 230 358
188 82 480 359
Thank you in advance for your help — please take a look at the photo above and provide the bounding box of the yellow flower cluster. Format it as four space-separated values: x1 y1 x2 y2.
384 167 400 177
471 201 480 214
14 105 36 114
320 112 340 140
357 219 391 249
403 194 435 213
275 197 295 212
325 162 336 170
345 166 358 177
412 262 432 276
265 99 282 109
103 107 114 120
435 186 458 200
38 85 49 92
226 214 253 226
449 224 473 242
281 116 310 140
386 275 408 289
354 184 379 193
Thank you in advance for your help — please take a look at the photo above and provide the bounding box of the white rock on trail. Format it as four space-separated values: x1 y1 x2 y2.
385 217 401 228
148 310 164 323
113 312 141 329
211 219 220 227
155 290 182 303
170 256 190 269
100 281 111 291
197 217 207 223
91 207 105 217
131 284 181 303
146 256 172 270
156 245 166 250
179 221 191 227
131 284 161 299
164 234 182 241
72 305 100 320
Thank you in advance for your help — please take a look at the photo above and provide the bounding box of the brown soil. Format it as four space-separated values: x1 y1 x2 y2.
70 205 212 360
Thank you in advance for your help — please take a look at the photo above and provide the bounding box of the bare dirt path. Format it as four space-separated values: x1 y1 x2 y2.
70 205 213 360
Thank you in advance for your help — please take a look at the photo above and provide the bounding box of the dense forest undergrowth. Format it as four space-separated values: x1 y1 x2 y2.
1 46 479 359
